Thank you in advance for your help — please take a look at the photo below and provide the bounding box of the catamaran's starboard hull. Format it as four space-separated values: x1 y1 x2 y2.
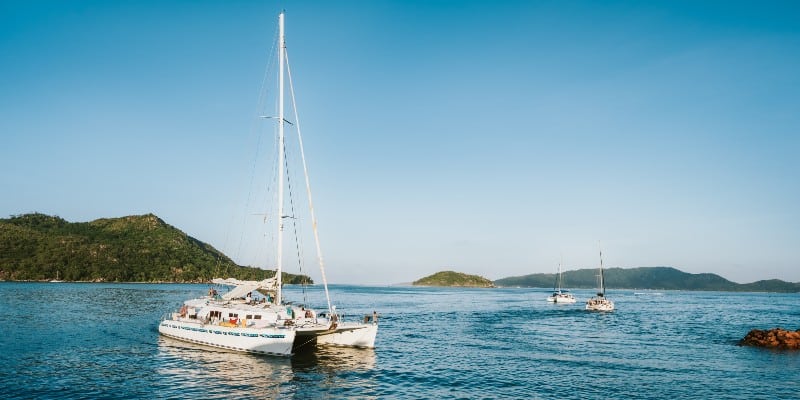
547 295 577 303
297 323 378 348
158 320 295 356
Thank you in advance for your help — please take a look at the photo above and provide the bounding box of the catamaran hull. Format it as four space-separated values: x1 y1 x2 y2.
547 296 577 303
158 320 295 356
297 323 378 348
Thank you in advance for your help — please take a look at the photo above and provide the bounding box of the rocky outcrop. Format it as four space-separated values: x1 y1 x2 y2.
739 328 800 349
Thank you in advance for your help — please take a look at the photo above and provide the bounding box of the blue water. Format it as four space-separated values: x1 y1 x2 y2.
1 283 798 399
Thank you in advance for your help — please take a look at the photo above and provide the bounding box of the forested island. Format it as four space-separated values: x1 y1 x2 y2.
0 213 312 284
4 213 797 292
413 271 495 288
495 266 800 293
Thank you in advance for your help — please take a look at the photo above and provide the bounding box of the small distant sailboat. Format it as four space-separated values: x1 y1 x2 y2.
49 270 63 283
586 245 614 312
546 258 576 303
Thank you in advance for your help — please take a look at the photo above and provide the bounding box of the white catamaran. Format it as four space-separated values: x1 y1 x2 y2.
585 245 614 312
159 11 378 356
546 258 576 304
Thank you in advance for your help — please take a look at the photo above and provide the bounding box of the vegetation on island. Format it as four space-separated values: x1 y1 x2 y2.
414 270 495 288
0 213 312 284
494 266 800 293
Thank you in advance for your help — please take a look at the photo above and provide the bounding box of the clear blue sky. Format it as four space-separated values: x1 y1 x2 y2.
2 1 799 284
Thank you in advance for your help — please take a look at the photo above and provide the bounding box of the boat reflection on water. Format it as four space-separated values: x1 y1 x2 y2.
157 336 292 397
291 345 377 372
289 346 378 398
157 336 376 397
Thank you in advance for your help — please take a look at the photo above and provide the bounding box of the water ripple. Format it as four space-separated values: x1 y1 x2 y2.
1 283 799 398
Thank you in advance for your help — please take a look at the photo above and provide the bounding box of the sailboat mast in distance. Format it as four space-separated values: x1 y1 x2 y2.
599 246 604 296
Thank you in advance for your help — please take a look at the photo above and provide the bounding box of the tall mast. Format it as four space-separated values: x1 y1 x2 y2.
598 242 605 296
275 11 286 305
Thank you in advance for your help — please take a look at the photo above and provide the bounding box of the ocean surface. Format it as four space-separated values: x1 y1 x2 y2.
1 282 798 399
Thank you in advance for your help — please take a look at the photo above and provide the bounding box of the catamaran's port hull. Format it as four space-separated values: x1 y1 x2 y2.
158 320 295 356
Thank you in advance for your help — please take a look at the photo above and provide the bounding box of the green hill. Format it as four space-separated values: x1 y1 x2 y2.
0 213 312 284
494 266 800 292
414 270 495 288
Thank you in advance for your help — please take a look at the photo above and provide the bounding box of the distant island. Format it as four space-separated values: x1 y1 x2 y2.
414 271 495 288
0 213 312 284
494 266 800 293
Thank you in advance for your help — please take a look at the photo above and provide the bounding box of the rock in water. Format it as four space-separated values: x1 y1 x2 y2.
739 328 800 349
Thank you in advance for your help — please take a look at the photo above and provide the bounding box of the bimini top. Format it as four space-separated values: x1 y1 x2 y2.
211 277 278 300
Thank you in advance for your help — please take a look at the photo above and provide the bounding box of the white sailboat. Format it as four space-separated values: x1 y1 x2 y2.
546 258 576 303
585 245 614 312
159 11 378 355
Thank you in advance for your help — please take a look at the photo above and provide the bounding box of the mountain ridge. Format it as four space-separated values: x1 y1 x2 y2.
495 266 800 292
0 212 312 284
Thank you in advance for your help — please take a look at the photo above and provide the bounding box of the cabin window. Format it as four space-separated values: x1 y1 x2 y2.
209 311 222 319
246 315 253 320
254 315 262 320
228 313 238 318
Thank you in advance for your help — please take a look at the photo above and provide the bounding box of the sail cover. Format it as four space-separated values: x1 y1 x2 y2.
211 278 278 300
